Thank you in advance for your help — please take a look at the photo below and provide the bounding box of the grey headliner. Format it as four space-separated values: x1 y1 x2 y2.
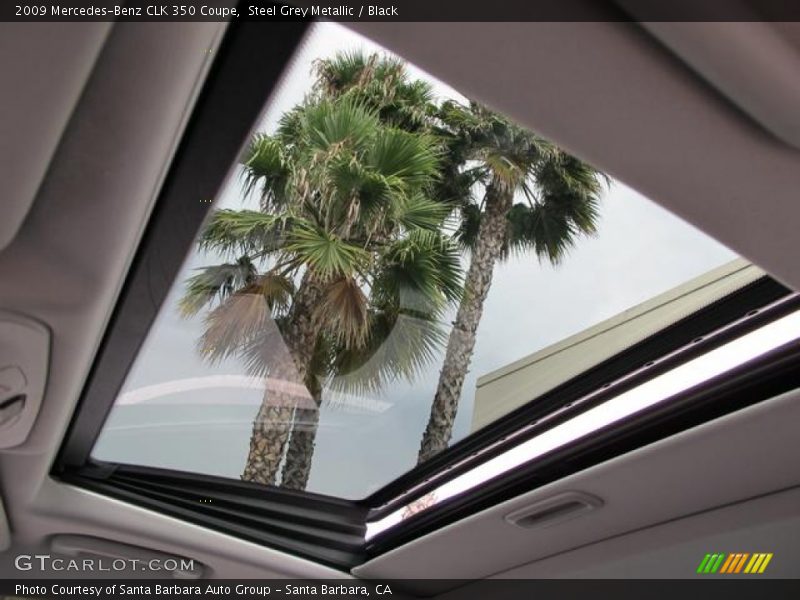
0 23 110 251
354 389 800 583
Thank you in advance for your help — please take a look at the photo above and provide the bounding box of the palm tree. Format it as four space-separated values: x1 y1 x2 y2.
181 97 462 489
283 52 608 469
416 101 607 464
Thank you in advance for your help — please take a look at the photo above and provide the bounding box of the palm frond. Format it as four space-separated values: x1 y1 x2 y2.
178 258 257 317
502 151 605 263
256 271 295 314
376 230 463 313
241 134 290 208
314 276 370 348
197 288 272 363
327 310 446 395
453 203 482 252
237 315 304 380
284 221 371 280
301 98 378 152
313 51 436 132
326 158 398 222
533 152 605 233
368 127 440 188
312 50 374 97
199 209 289 257
506 193 599 264
482 150 527 192
395 192 452 231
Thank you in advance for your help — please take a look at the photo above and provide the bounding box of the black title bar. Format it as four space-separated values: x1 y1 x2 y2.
6 0 800 22
4 579 800 600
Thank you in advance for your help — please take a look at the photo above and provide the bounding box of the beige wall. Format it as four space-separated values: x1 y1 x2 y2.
471 258 764 432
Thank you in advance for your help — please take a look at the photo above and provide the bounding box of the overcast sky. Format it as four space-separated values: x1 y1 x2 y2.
93 22 738 499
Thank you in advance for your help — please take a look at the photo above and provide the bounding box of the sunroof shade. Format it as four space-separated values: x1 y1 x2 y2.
92 22 747 501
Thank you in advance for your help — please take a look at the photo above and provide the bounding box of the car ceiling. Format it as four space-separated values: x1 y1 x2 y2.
0 16 799 586
0 23 111 251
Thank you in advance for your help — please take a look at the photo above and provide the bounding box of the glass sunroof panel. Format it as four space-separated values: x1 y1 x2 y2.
92 22 749 500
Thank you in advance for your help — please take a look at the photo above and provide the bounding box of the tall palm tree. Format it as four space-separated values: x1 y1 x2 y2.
416 101 607 464
181 97 462 489
297 52 608 468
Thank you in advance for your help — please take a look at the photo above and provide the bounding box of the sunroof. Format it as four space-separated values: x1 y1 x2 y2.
92 22 749 502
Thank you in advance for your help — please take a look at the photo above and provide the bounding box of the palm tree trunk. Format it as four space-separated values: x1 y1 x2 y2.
279 406 321 489
241 393 297 484
278 365 323 490
241 271 325 486
418 186 513 464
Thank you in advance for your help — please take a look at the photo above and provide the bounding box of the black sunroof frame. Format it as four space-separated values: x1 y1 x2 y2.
52 11 800 571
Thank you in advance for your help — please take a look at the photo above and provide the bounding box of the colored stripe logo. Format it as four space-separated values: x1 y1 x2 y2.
696 552 773 574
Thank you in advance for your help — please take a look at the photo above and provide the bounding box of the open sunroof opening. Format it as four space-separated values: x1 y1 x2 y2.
86 21 780 527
